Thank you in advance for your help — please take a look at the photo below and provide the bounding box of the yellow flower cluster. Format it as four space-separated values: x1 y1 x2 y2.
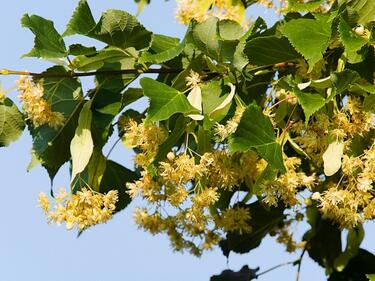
122 91 372 254
261 156 316 206
292 97 373 165
38 187 118 230
293 113 331 165
123 118 266 255
288 95 374 228
175 0 245 25
313 143 375 228
335 97 373 137
121 118 168 167
215 206 252 234
17 76 65 129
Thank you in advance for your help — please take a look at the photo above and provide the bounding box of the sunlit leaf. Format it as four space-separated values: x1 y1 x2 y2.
323 141 345 177
0 98 25 147
21 14 67 58
70 100 94 183
140 77 198 123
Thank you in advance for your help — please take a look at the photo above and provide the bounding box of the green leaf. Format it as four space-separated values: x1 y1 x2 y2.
339 17 368 63
63 0 96 37
140 42 184 64
0 98 25 147
95 58 138 93
297 76 332 90
68 44 96 56
299 93 327 122
21 14 67 58
334 225 364 272
70 100 94 183
201 80 229 116
218 20 244 41
331 69 361 94
200 80 236 123
86 148 107 192
64 2 153 50
192 17 239 62
147 34 180 53
91 89 123 148
229 104 286 172
197 126 212 155
367 274 375 281
347 0 375 24
233 17 267 70
140 77 198 123
99 160 138 212
329 249 375 280
209 83 236 122
89 9 153 50
71 48 129 71
140 34 184 64
192 17 221 60
121 88 144 108
30 66 83 180
244 36 301 66
282 18 331 71
287 0 324 12
355 83 375 94
293 89 326 124
219 201 285 257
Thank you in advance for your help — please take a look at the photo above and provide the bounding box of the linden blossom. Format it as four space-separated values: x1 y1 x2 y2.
17 76 65 129
175 0 246 25
38 187 118 230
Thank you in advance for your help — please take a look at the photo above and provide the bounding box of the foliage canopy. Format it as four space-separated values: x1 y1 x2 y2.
1 0 375 279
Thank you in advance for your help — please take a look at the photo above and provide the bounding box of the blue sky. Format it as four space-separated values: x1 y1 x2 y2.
0 1 373 281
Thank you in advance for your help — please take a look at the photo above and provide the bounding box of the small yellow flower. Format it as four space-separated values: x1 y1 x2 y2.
0 88 5 103
37 192 50 214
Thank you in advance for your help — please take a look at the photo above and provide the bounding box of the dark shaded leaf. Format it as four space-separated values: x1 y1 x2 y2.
329 249 375 281
30 66 82 180
100 160 138 212
210 266 259 281
304 207 342 272
220 201 285 257
244 36 300 66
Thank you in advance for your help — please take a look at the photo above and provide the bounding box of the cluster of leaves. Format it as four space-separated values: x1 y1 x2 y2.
1 0 375 279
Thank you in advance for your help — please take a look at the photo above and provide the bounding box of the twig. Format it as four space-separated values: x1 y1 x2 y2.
296 247 307 281
0 68 184 78
256 260 297 277
106 135 123 159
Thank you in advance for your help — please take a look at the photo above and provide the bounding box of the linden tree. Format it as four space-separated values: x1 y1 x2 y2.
1 0 375 279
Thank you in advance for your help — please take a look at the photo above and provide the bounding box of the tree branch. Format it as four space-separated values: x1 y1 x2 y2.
296 247 307 281
256 259 298 278
0 68 184 78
